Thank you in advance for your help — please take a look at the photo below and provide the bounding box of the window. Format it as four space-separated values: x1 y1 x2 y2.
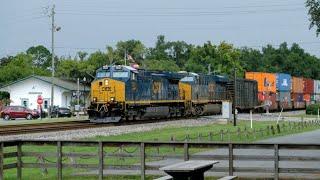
21 99 29 107
96 71 110 78
44 99 50 109
181 77 194 82
113 71 129 78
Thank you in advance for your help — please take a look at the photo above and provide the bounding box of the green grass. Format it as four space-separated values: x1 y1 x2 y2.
2 120 320 180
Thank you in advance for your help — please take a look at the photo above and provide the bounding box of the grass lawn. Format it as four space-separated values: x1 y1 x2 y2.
2 119 320 180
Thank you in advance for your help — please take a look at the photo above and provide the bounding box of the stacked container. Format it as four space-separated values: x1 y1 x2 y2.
303 78 314 106
245 72 277 110
291 77 305 109
276 73 292 109
313 80 320 102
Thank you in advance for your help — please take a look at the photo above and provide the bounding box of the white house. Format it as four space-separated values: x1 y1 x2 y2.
0 75 90 111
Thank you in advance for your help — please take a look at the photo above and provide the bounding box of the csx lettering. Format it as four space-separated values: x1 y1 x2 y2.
102 87 112 91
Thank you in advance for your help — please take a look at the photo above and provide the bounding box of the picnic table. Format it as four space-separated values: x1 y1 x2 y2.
159 160 219 180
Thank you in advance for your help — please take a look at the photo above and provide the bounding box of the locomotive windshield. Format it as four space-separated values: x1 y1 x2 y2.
113 71 129 78
96 71 110 78
95 65 136 80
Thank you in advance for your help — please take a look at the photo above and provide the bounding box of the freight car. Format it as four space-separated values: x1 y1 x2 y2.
87 65 259 123
245 72 320 112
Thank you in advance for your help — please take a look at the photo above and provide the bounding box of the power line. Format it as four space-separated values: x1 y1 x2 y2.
56 7 305 17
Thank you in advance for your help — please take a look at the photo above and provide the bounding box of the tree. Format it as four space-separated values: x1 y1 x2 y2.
0 53 50 86
0 56 14 66
77 51 88 61
115 40 146 64
144 59 180 72
26 45 51 68
306 0 320 36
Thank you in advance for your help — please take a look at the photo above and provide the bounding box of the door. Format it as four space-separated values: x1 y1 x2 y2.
16 107 26 118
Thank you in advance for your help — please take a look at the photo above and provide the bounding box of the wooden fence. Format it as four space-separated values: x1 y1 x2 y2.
1 139 320 180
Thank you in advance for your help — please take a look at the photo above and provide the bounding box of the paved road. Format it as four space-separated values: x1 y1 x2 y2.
259 129 320 143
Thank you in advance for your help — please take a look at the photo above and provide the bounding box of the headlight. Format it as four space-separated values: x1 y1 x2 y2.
105 80 109 85
93 97 97 102
110 97 115 101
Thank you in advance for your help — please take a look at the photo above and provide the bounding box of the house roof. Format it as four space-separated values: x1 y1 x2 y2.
0 75 90 91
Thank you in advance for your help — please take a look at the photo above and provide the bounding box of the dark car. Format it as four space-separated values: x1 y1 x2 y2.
0 106 39 120
51 107 72 118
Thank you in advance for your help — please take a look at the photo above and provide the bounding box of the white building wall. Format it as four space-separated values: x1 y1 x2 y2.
0 77 73 110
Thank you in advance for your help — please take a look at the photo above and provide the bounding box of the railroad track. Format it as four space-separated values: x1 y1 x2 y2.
0 120 100 136
0 116 209 136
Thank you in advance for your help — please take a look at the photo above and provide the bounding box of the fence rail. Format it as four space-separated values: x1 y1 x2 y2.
1 139 320 180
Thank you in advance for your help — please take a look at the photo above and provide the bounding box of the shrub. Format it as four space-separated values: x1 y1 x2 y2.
306 104 320 115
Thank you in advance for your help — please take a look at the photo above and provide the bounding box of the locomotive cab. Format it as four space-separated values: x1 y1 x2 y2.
88 65 138 123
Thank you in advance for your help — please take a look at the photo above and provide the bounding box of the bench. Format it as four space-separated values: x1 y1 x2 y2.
217 176 238 180
159 160 219 180
154 175 173 180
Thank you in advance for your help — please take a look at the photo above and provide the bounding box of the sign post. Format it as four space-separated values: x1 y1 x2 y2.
37 95 43 120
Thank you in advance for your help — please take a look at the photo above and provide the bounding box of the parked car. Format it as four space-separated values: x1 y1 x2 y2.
0 106 39 120
51 107 72 118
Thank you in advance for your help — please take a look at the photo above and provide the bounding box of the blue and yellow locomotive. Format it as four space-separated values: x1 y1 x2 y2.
87 65 258 123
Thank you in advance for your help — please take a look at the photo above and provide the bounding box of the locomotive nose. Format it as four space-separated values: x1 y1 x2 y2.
91 78 125 103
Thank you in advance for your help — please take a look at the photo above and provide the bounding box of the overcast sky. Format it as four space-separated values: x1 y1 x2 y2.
1 0 319 58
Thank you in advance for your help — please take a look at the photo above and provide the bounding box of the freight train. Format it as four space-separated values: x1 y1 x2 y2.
87 65 258 123
87 65 317 123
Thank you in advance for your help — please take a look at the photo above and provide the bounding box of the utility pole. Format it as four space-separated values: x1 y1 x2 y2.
124 49 127 66
233 67 237 126
50 4 55 118
48 4 60 118
208 64 211 75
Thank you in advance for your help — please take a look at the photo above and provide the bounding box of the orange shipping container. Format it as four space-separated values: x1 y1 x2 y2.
245 72 276 93
292 77 304 93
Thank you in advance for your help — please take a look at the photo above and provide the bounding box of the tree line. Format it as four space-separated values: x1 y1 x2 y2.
1 35 320 88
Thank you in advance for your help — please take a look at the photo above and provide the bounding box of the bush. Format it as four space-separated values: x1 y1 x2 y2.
306 104 320 115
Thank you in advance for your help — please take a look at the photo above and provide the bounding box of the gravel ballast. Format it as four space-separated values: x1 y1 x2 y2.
0 117 227 141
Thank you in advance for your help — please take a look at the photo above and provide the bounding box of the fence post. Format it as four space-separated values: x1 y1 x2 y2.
220 130 224 141
271 125 275 135
276 124 281 134
57 141 62 180
17 141 22 180
0 142 3 180
171 136 175 152
228 143 233 176
140 142 145 180
98 142 104 180
227 130 231 142
184 143 189 161
244 127 249 140
274 144 279 180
